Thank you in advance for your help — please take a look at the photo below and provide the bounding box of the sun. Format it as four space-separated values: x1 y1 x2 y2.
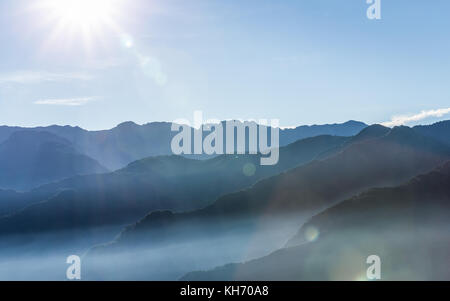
34 0 124 47
33 0 125 54
44 0 119 30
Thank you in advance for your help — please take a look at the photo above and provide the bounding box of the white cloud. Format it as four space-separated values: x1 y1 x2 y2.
0 71 93 84
382 107 450 127
34 97 97 106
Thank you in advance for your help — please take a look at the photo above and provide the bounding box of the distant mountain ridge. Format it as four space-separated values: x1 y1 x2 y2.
0 131 107 191
279 120 367 145
414 120 450 146
0 120 368 170
1 120 447 172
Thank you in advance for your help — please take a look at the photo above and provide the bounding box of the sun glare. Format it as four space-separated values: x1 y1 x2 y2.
35 0 123 49
47 0 117 27
33 0 126 54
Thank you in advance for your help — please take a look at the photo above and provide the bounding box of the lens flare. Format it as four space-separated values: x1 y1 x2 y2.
304 226 319 242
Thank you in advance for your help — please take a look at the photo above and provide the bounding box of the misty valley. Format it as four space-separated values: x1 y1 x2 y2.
0 120 449 280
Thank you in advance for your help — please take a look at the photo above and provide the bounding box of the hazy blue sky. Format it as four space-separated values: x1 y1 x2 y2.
0 0 449 130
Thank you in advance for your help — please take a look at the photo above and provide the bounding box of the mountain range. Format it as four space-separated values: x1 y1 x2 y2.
0 120 367 172
0 131 107 191
0 134 349 237
0 119 449 280
1 120 447 193
103 125 450 245
82 123 450 279
183 161 450 280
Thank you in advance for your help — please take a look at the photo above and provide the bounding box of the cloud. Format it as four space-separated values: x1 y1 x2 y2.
34 97 97 106
0 71 93 84
382 107 450 127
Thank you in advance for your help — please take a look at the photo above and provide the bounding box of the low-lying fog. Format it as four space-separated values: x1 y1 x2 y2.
0 226 123 280
0 214 308 280
2 214 450 280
